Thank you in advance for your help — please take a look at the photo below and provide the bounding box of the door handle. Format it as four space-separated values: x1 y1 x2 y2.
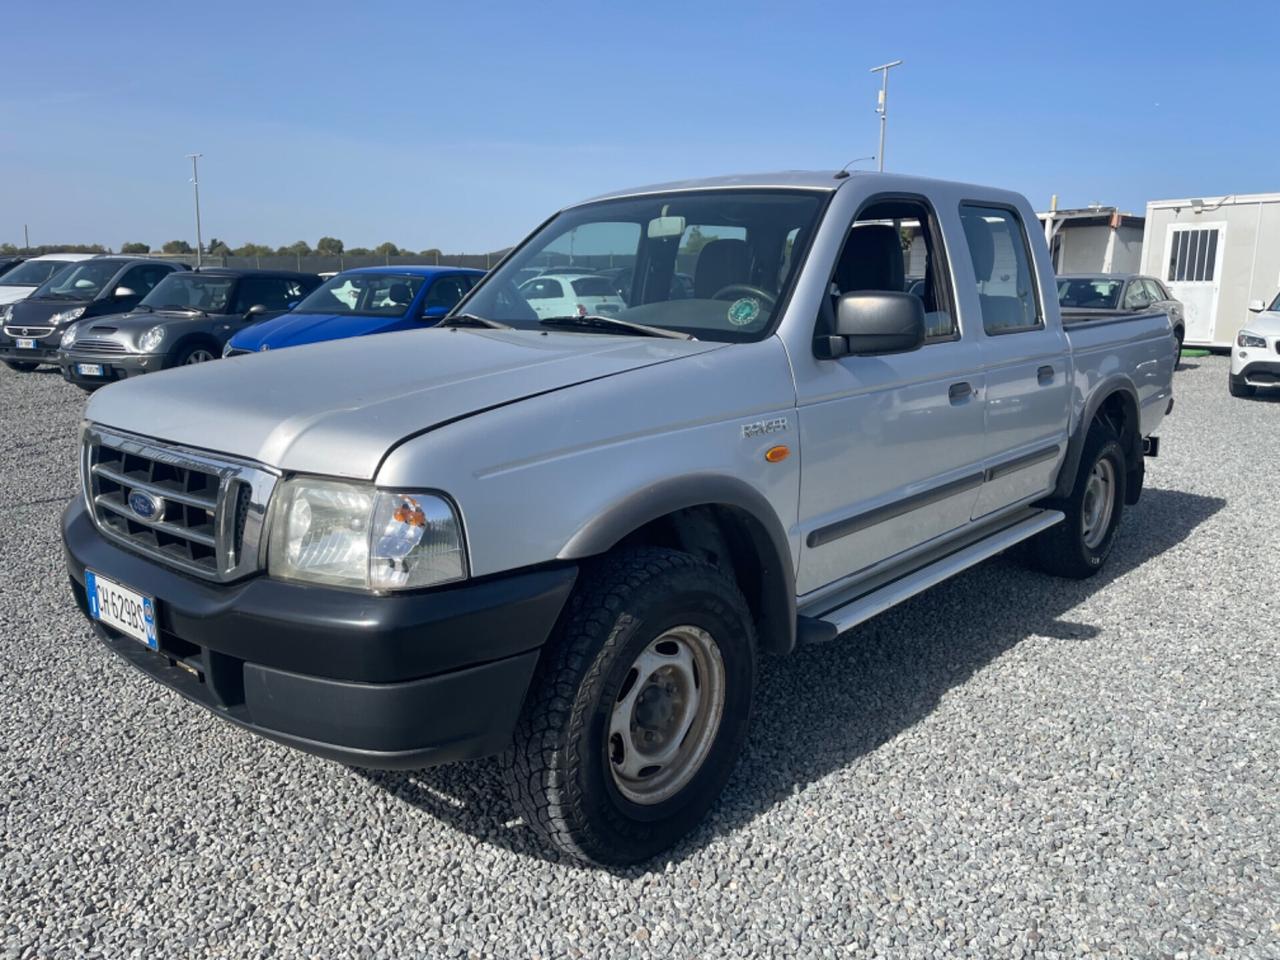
948 381 973 404
1037 365 1055 384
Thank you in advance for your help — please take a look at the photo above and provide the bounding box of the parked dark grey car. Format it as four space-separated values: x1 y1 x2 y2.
0 258 186 371
57 269 321 390
1057 273 1186 357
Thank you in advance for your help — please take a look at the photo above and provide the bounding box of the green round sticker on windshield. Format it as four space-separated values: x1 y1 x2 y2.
727 297 761 326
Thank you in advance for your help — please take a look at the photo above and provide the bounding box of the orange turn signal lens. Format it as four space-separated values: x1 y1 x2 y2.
764 445 790 463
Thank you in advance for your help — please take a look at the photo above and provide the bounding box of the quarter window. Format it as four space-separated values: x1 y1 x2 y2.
959 204 1042 334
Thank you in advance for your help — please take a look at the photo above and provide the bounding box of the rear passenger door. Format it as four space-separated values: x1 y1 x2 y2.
794 194 988 594
961 204 1071 519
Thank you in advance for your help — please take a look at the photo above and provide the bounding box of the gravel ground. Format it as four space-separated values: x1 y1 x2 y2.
1 355 1276 959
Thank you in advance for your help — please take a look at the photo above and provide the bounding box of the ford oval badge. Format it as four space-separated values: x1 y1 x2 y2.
127 490 164 522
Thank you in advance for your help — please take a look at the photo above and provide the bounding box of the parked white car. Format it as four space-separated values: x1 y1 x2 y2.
519 272 625 319
0 253 98 306
1230 294 1280 397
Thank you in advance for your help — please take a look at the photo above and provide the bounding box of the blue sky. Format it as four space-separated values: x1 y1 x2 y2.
1 0 1275 253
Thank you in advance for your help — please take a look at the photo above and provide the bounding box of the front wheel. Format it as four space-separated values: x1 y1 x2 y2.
3 360 39 372
171 343 218 367
503 547 756 866
1029 420 1126 579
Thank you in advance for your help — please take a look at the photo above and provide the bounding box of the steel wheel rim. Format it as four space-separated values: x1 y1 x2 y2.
184 349 214 364
1081 457 1116 549
607 625 726 805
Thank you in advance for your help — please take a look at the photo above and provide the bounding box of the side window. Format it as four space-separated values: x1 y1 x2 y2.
1122 280 1152 310
831 197 957 341
1144 279 1167 303
959 204 1042 335
118 264 168 296
233 277 296 313
425 277 470 311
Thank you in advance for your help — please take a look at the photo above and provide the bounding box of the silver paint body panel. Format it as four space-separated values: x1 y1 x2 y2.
82 171 1175 601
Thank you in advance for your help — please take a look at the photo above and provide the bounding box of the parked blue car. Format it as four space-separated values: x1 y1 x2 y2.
222 265 485 356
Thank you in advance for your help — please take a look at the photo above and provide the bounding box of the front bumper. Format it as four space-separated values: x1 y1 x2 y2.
0 337 59 363
58 351 154 385
62 498 577 768
1231 359 1280 388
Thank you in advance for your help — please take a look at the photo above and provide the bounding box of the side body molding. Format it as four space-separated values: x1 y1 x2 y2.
558 473 798 655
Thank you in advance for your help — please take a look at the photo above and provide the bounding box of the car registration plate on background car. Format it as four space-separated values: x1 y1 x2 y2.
76 363 103 377
16 338 35 349
85 570 157 650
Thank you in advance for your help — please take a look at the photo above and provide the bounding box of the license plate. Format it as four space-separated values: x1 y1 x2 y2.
16 338 35 349
85 570 157 650
76 363 104 377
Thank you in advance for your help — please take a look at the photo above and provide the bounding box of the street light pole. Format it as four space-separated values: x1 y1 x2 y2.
186 153 204 269
869 60 903 172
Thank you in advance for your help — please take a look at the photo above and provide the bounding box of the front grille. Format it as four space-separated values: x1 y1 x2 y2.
73 337 130 354
4 325 54 338
82 425 278 581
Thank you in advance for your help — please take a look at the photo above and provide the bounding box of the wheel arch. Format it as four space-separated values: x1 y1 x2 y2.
165 329 222 366
1054 379 1143 503
557 475 798 655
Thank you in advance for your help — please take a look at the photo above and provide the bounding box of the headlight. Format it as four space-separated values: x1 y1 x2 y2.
1237 331 1266 349
60 324 79 348
139 325 166 352
267 478 465 591
52 307 85 324
0 305 12 323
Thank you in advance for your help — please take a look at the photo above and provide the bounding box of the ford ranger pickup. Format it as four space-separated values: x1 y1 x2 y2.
62 171 1176 866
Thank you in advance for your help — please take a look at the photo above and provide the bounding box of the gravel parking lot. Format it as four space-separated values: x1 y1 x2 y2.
1 355 1276 959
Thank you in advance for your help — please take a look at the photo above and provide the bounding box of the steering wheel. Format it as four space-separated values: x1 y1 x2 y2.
711 284 777 310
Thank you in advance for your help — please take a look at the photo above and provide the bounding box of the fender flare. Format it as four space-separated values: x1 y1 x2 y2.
558 474 798 654
1053 377 1142 500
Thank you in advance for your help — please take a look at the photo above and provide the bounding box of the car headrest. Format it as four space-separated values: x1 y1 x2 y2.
960 211 996 281
388 282 413 305
694 239 748 299
835 224 904 292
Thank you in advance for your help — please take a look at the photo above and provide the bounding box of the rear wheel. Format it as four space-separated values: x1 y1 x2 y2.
1029 420 1126 579
1173 327 1184 369
1229 376 1256 398
503 547 756 866
3 360 39 372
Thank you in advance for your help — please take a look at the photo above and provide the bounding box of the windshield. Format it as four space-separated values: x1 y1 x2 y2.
30 260 122 300
0 259 76 287
1057 277 1123 309
459 190 826 342
142 273 236 312
293 273 425 316
1270 292 1280 312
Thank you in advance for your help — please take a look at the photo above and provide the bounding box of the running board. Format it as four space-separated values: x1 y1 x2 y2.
803 509 1065 641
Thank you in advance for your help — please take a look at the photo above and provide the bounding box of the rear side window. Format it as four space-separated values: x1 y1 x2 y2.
1122 280 1153 310
522 278 564 300
424 276 472 310
571 276 614 297
234 277 307 313
960 204 1042 334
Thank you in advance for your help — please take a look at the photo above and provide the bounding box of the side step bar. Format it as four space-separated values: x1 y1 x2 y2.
804 508 1065 641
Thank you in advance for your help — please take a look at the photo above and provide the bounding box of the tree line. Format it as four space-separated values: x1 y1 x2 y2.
1 238 449 258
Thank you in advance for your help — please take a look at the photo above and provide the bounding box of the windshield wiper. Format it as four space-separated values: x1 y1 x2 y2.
539 315 695 340
133 303 153 313
157 304 207 315
438 313 514 330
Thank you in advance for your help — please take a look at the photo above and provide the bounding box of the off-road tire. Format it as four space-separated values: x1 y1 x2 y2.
1030 421 1126 579
503 547 756 867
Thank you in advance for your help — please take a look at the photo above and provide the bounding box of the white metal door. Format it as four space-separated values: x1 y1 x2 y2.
1164 221 1225 345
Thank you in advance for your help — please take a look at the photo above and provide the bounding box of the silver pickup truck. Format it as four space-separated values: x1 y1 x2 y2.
62 171 1176 866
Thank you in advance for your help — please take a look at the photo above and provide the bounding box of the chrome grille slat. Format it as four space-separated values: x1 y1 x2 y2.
94 494 218 546
4 325 54 337
73 338 130 354
91 462 218 510
82 424 279 582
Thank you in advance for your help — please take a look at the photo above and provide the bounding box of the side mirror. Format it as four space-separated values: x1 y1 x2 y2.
113 286 137 298
244 304 269 320
421 305 448 321
816 291 926 358
1249 298 1266 313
